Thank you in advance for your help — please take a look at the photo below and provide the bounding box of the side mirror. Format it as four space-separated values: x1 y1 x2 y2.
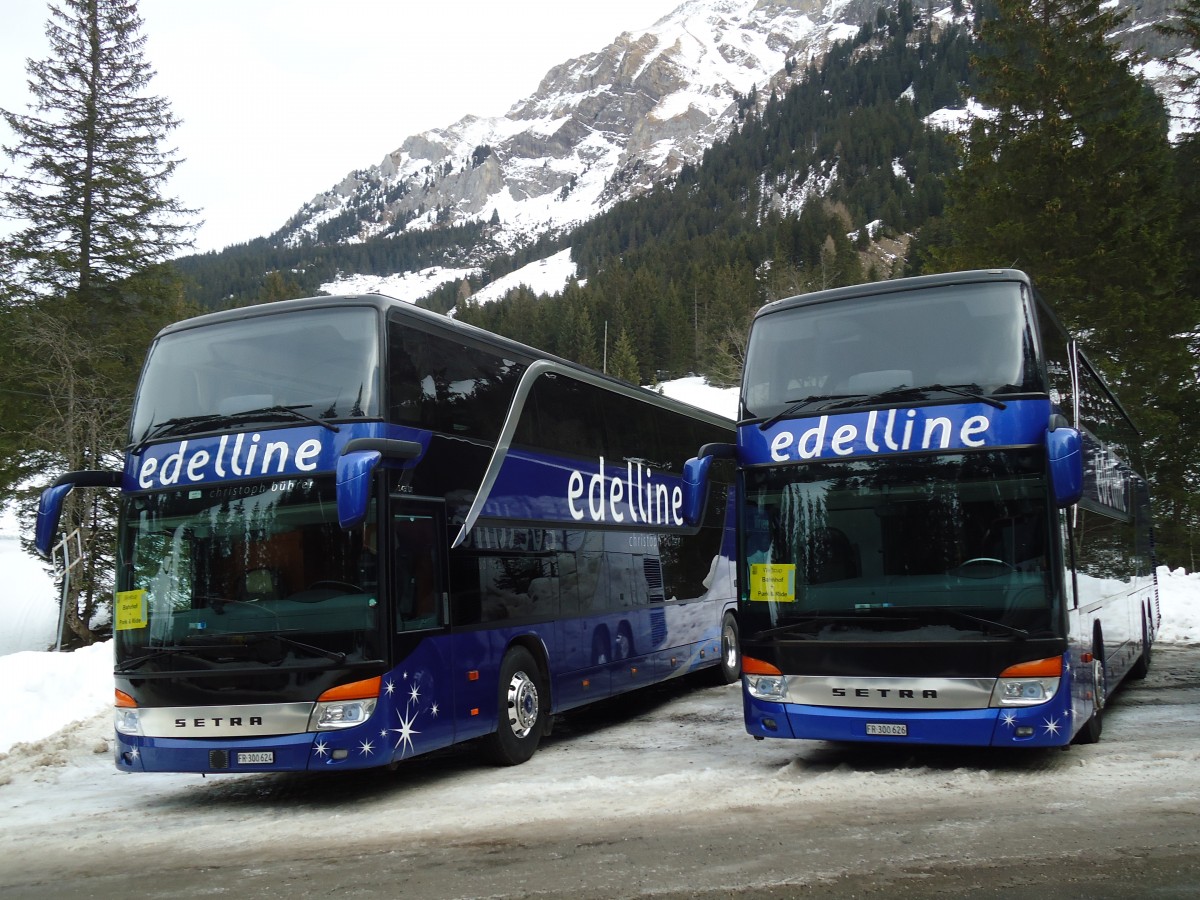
680 455 714 528
335 450 382 530
1046 417 1083 508
680 442 736 527
335 438 422 530
35 484 75 558
35 470 123 557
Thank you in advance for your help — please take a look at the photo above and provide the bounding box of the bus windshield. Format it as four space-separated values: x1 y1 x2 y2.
115 477 383 671
130 307 381 444
742 281 1040 422
740 450 1058 640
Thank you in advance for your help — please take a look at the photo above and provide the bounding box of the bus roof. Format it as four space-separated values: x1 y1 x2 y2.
155 294 734 428
755 269 1035 320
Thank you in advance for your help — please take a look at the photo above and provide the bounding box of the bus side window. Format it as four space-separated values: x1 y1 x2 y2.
393 513 440 631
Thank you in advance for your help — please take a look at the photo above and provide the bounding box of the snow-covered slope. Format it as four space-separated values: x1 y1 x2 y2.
286 0 885 252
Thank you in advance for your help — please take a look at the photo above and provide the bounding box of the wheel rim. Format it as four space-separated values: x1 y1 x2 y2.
505 670 539 739
1093 659 1106 711
722 621 738 670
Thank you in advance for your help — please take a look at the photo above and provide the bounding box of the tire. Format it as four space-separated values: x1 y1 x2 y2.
1129 608 1151 681
482 646 546 766
1074 633 1106 745
717 613 741 684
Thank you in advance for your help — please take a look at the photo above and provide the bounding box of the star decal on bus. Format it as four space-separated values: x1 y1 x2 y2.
390 708 421 757
358 739 375 756
1000 712 1017 728
409 683 421 705
1043 716 1062 737
313 739 330 757
384 679 396 696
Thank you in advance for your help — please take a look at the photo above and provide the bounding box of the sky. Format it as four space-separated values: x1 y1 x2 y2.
1 0 682 254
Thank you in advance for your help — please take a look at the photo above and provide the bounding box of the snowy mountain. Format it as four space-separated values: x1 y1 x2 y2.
284 0 895 253
272 0 1184 300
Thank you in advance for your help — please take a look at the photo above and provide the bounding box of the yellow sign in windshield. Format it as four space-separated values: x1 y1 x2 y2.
114 589 147 631
749 563 795 602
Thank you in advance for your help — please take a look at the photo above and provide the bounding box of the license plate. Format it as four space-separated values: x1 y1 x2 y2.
865 723 907 736
236 751 274 765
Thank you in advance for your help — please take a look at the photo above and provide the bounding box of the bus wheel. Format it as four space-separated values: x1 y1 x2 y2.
718 613 741 684
1074 636 1106 745
482 646 545 766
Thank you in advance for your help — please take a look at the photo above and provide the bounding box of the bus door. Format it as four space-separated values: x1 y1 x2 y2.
384 497 455 759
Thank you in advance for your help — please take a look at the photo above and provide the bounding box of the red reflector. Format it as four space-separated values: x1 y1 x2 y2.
470 708 479 717
582 679 590 689
467 670 480 681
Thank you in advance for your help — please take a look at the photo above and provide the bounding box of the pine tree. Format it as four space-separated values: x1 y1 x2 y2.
1 0 195 299
933 0 1198 568
608 330 641 384
1156 1 1200 132
935 0 1180 343
0 0 197 645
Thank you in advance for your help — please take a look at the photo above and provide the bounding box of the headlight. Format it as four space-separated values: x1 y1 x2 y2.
991 676 1060 707
115 707 142 735
746 674 789 701
114 689 141 735
989 656 1064 707
308 698 377 731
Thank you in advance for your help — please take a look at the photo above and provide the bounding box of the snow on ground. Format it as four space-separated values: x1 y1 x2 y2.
319 264 480 304
0 503 57 657
319 246 579 307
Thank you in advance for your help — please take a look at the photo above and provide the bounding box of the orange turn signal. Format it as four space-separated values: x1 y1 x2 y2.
999 656 1063 678
317 676 382 702
115 689 137 708
742 656 783 676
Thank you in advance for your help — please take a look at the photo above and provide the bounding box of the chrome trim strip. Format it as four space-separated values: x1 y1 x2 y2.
137 702 315 738
785 675 996 710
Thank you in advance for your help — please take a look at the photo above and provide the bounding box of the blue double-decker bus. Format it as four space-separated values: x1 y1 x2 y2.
36 294 739 773
689 269 1157 748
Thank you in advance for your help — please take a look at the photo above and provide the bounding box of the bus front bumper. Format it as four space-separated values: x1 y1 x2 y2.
114 729 396 773
743 694 1076 748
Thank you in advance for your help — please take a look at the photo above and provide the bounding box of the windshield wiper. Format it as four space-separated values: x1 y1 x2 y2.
133 404 338 452
902 606 1029 639
260 634 347 664
117 645 200 672
753 612 870 639
823 384 1007 412
756 394 869 430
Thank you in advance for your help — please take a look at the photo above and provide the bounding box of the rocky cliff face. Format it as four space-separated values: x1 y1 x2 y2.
280 0 1185 259
281 0 888 253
